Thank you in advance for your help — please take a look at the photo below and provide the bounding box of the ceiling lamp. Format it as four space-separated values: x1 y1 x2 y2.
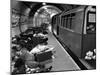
42 2 46 6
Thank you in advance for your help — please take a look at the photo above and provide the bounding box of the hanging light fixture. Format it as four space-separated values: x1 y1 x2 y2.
42 2 46 6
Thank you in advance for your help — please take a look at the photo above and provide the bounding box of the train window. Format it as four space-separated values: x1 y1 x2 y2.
89 13 96 22
62 16 65 27
67 14 71 29
62 14 70 29
86 12 96 34
66 14 70 29
65 16 68 28
61 16 65 27
61 13 76 29
61 16 66 28
64 16 67 27
70 13 76 29
63 17 65 27
61 16 63 27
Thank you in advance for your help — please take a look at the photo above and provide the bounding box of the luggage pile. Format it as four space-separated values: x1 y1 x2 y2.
11 27 55 74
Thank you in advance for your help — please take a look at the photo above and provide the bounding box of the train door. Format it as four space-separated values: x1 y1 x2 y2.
82 6 96 58
52 16 57 35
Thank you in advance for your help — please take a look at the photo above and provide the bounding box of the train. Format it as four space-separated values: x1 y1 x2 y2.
52 5 96 58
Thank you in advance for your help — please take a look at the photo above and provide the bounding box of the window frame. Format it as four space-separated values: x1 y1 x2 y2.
86 11 96 34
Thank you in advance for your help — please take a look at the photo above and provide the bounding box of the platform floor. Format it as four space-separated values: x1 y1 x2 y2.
45 32 80 72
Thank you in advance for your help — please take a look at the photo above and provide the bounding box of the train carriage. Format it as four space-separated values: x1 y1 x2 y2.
52 6 96 58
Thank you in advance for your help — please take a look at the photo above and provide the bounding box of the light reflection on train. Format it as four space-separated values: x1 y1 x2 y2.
52 6 96 58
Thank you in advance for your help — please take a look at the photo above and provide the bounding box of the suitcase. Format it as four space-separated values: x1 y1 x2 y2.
35 51 53 62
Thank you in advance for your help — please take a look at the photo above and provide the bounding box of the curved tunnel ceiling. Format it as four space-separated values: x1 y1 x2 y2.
28 2 64 17
12 1 80 18
33 5 62 26
19 1 80 19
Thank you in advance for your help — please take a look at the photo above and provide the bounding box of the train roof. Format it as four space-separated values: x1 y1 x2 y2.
52 5 96 18
61 5 86 16
52 12 62 18
60 5 96 16
52 6 86 17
